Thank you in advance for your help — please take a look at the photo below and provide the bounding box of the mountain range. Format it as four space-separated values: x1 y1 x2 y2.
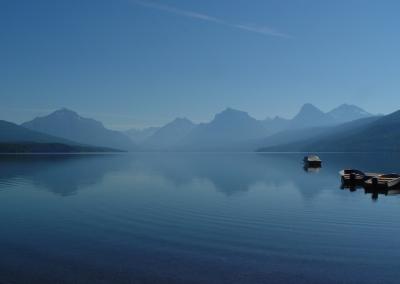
262 103 372 133
175 108 269 150
125 127 160 143
144 118 196 149
259 110 400 152
125 103 373 151
0 120 117 153
22 108 136 151
0 103 385 153
0 120 72 144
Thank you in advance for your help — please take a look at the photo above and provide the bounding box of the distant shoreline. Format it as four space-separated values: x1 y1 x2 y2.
0 142 123 154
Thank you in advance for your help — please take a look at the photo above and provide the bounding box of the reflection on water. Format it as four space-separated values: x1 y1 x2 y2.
303 165 321 173
341 183 400 201
0 154 131 196
2 152 399 201
1 153 400 284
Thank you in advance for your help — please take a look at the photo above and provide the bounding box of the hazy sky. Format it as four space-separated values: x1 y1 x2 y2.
1 0 399 129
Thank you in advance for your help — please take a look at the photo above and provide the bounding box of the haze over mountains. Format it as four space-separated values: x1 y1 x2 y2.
126 103 373 151
176 108 269 150
262 103 372 132
144 118 196 149
0 120 116 153
328 104 372 123
22 108 136 151
125 127 160 143
260 109 400 152
1 103 391 153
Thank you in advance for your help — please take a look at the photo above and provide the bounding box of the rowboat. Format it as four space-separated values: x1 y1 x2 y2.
339 169 400 199
364 174 400 190
303 155 321 167
339 169 369 183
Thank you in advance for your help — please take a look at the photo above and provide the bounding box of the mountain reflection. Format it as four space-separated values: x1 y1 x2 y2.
127 153 336 199
1 153 400 200
0 154 130 196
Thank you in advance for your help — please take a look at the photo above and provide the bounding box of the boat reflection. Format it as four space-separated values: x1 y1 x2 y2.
303 165 321 173
341 181 400 201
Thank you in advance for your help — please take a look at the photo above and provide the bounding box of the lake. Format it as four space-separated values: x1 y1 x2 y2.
0 152 400 284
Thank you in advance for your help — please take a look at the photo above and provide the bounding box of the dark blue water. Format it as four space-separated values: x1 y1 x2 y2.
1 153 400 284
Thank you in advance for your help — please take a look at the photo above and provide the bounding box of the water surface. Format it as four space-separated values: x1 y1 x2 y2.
0 153 399 284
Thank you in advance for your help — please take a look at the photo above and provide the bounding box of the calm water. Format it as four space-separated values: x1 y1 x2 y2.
1 153 400 284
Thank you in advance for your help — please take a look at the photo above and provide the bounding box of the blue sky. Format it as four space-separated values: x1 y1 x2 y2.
1 0 399 129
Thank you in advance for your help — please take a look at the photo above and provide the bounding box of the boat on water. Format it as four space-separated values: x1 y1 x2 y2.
340 169 400 190
339 169 370 184
303 155 322 167
364 174 400 190
339 169 384 183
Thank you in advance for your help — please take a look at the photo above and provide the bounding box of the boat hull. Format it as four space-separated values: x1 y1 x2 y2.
305 161 322 167
364 176 400 190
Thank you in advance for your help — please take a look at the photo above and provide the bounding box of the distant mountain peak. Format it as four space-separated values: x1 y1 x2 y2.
53 107 79 115
298 103 324 114
286 103 333 129
337 103 353 108
220 107 247 114
171 117 194 125
223 107 240 112
41 108 104 128
21 109 135 150
58 107 74 112
330 103 370 113
214 108 252 122
163 117 195 130
174 106 270 149
293 103 325 120
143 117 196 149
328 104 372 123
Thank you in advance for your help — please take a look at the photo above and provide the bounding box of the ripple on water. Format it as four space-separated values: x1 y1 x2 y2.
0 177 30 191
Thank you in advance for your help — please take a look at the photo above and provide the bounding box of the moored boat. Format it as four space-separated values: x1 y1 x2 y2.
339 169 368 183
364 174 400 190
339 169 383 184
303 155 322 167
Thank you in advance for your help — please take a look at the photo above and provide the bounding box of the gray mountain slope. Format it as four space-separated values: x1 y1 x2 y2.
125 127 160 143
144 118 196 149
175 108 269 150
258 115 386 152
22 108 135 151
0 120 118 152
